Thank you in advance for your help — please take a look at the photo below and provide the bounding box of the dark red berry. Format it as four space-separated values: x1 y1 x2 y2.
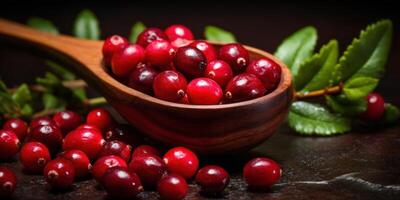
145 40 175 71
165 25 194 41
136 28 168 48
53 111 82 136
204 60 233 88
246 58 281 92
102 167 143 198
63 128 105 160
111 44 145 78
19 142 51 174
98 140 132 163
0 130 20 159
243 157 281 189
195 165 230 195
163 147 199 179
105 124 140 145
179 94 190 104
86 108 114 132
132 145 160 158
58 150 91 179
92 155 127 183
129 154 167 188
76 123 101 132
171 38 192 48
224 73 266 103
187 78 223 105
153 70 188 102
29 125 62 152
361 92 386 121
174 46 207 77
0 167 17 197
157 174 188 200
102 35 129 66
190 40 217 63
29 116 56 129
219 43 249 72
3 118 28 141
44 158 75 190
128 63 159 95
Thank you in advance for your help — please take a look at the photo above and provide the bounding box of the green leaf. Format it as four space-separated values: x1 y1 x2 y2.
72 88 87 101
11 84 32 106
36 72 61 88
42 93 65 110
20 104 33 117
342 77 378 101
295 40 339 91
382 103 400 124
45 60 76 80
204 26 236 43
326 95 366 116
27 17 59 35
288 101 351 136
274 26 317 76
73 9 100 40
129 22 146 43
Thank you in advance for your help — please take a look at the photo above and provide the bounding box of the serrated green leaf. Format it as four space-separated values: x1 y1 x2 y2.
27 17 59 35
342 77 378 101
288 101 351 136
382 103 400 124
295 40 338 91
11 84 32 106
326 95 366 116
204 26 236 43
73 9 100 40
45 60 76 80
36 72 61 88
129 22 146 43
274 26 317 76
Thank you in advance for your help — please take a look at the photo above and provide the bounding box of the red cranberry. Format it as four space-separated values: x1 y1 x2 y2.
361 92 386 121
105 124 140 145
179 93 190 104
102 35 129 66
0 167 17 197
174 46 207 77
187 78 223 105
132 145 160 158
29 125 62 152
246 58 281 92
86 108 114 132
136 28 168 48
98 140 132 163
190 40 217 63
58 150 91 179
102 167 143 198
165 25 194 41
243 157 281 189
0 130 20 159
76 123 101 132
129 154 167 188
3 118 28 141
29 116 56 129
163 147 199 179
92 155 127 182
219 43 249 72
111 44 145 78
53 111 82 136
128 64 159 95
44 158 75 190
153 70 188 102
204 60 233 88
195 165 230 195
224 73 266 103
19 142 51 174
157 174 188 200
145 40 175 71
171 38 192 48
63 128 105 160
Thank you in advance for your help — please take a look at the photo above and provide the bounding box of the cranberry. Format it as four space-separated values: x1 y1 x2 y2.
204 60 233 88
132 145 160 158
98 140 132 163
179 93 190 104
243 157 281 189
129 154 167 187
111 44 145 78
86 108 114 132
29 116 56 129
19 142 51 174
157 174 188 200
174 46 207 77
190 40 217 63
58 150 91 179
53 111 82 136
102 35 129 66
44 158 75 190
219 43 249 72
0 130 20 159
102 167 143 198
187 78 223 105
171 38 192 48
153 70 188 102
224 73 266 103
128 63 159 95
76 123 101 132
0 167 17 197
145 40 175 71
29 124 62 152
163 147 199 179
246 58 281 92
105 124 140 145
195 165 230 195
165 24 194 41
136 28 168 48
2 118 28 141
63 128 105 160
92 155 127 182
361 92 386 121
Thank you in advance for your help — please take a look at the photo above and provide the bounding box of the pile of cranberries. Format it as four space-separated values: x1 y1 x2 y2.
102 24 282 105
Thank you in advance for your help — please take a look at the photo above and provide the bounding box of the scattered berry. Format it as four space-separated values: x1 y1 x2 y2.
361 92 386 121
243 157 281 189
163 147 199 179
195 165 230 195
129 154 167 187
29 125 63 152
19 142 51 174
44 158 75 190
53 110 82 136
2 118 28 141
92 155 127 183
58 150 91 179
157 174 188 200
0 167 17 197
97 140 132 163
86 108 114 132
102 167 143 198
0 130 20 160
132 145 160 158
63 128 105 160
29 116 56 129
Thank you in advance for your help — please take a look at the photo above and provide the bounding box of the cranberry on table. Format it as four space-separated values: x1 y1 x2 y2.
219 43 249 72
187 78 223 105
86 108 114 132
104 124 140 145
29 116 56 129
195 165 230 195
128 64 159 95
63 128 105 160
92 155 127 183
19 142 51 174
145 40 175 71
153 70 188 102
0 130 20 160
44 158 75 190
243 157 281 189
58 150 91 179
174 46 207 78
246 58 281 92
76 123 101 132
205 60 233 88
29 124 63 152
111 44 145 78
165 24 194 41
102 167 143 199
361 92 386 121
2 118 28 141
0 167 17 197
163 147 199 179
157 174 188 200
136 27 168 48
102 35 129 66
224 73 266 103
97 140 132 162
53 110 82 136
190 40 217 63
129 154 167 188
132 145 161 158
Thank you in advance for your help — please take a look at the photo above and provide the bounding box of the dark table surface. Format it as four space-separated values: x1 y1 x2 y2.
0 2 400 200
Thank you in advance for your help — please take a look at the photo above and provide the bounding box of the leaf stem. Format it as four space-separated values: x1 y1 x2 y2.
85 97 107 106
295 82 343 99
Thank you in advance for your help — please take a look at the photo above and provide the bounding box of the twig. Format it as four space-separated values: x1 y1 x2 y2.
295 82 343 99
